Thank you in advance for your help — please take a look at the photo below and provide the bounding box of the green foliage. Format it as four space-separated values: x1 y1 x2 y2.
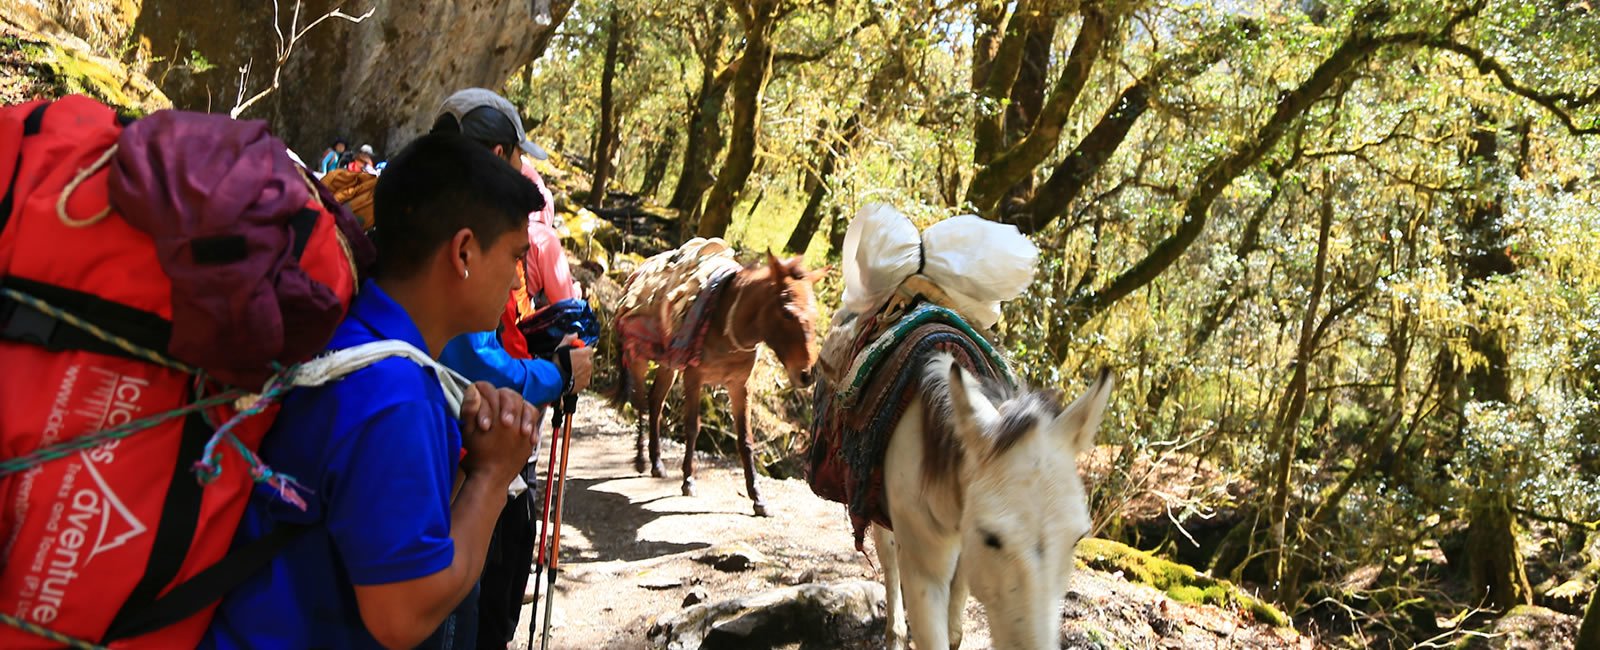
185 50 214 74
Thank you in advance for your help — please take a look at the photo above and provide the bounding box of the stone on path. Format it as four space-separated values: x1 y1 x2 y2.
647 580 885 650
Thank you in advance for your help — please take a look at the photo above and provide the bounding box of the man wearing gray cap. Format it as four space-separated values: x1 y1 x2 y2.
428 87 591 650
434 88 550 162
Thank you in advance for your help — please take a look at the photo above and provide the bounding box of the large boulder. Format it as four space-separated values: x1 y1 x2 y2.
0 0 138 52
0 26 168 113
1463 605 1579 650
7 2 576 154
647 580 885 650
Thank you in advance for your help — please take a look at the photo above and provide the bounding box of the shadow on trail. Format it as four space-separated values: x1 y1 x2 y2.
553 476 712 563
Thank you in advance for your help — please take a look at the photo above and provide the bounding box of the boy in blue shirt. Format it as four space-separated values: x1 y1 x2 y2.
202 134 548 649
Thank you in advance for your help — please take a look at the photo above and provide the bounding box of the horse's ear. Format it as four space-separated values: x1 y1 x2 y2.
1054 367 1114 454
783 254 816 280
765 250 784 274
804 265 833 283
946 360 998 456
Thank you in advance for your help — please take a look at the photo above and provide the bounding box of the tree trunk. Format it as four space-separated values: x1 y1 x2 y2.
969 0 1010 164
1579 584 1600 650
589 6 624 208
667 69 722 212
1458 122 1532 612
971 0 1040 166
638 128 677 200
784 115 860 254
970 0 1007 91
1266 182 1334 603
1004 12 1055 148
1465 490 1533 610
826 203 848 255
995 9 1057 212
667 7 733 215
696 1 778 238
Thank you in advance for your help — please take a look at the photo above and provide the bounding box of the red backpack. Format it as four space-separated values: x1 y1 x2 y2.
0 96 369 647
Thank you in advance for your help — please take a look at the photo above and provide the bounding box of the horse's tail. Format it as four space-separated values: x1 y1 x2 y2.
603 329 631 410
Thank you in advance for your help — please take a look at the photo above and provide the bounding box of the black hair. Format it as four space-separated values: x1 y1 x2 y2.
371 133 543 280
429 112 463 135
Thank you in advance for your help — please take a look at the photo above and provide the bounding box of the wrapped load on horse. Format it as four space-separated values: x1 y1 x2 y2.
806 203 1040 548
614 237 745 370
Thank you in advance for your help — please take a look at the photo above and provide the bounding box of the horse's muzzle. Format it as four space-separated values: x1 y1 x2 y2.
796 368 815 388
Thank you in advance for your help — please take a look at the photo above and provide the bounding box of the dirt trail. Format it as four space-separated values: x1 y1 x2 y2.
508 393 891 649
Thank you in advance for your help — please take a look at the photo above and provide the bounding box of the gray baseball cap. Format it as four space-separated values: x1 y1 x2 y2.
435 88 548 160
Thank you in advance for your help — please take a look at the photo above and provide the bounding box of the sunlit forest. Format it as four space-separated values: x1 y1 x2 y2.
4 0 1599 646
510 1 1600 645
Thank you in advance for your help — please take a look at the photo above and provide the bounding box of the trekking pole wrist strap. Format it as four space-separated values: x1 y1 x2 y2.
556 346 574 397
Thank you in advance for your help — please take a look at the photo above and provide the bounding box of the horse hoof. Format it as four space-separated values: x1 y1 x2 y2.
681 481 697 497
651 464 667 479
752 502 769 517
633 457 647 474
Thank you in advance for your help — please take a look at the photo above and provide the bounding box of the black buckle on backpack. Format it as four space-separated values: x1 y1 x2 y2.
0 278 173 363
0 292 62 348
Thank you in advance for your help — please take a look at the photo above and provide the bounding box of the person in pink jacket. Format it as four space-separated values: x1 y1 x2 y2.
518 159 579 312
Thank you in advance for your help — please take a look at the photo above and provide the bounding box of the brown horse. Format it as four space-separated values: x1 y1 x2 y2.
615 252 826 516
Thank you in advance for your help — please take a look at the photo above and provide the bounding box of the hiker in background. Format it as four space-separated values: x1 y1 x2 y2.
201 134 547 650
428 87 594 650
515 133 583 308
320 138 348 175
349 144 378 174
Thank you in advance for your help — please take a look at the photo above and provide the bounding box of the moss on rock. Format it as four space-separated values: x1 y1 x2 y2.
1078 538 1289 627
0 31 167 114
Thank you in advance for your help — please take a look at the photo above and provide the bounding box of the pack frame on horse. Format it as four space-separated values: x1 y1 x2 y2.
810 278 1113 650
613 245 826 516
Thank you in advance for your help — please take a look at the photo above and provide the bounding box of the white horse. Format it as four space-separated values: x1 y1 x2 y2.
873 354 1113 650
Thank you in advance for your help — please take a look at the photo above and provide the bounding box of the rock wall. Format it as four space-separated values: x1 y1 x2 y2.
1 0 139 51
133 0 573 158
7 0 572 158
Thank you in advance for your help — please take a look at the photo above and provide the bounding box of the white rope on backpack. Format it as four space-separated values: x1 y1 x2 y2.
283 340 536 498
279 340 474 417
58 144 118 228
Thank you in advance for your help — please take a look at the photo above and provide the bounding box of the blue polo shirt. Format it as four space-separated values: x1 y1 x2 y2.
202 281 461 649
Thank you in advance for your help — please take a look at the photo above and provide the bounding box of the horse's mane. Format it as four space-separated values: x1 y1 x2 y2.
742 258 812 281
918 354 1063 488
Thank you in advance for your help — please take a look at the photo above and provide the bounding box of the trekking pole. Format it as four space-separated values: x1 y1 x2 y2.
526 396 564 647
536 390 579 650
